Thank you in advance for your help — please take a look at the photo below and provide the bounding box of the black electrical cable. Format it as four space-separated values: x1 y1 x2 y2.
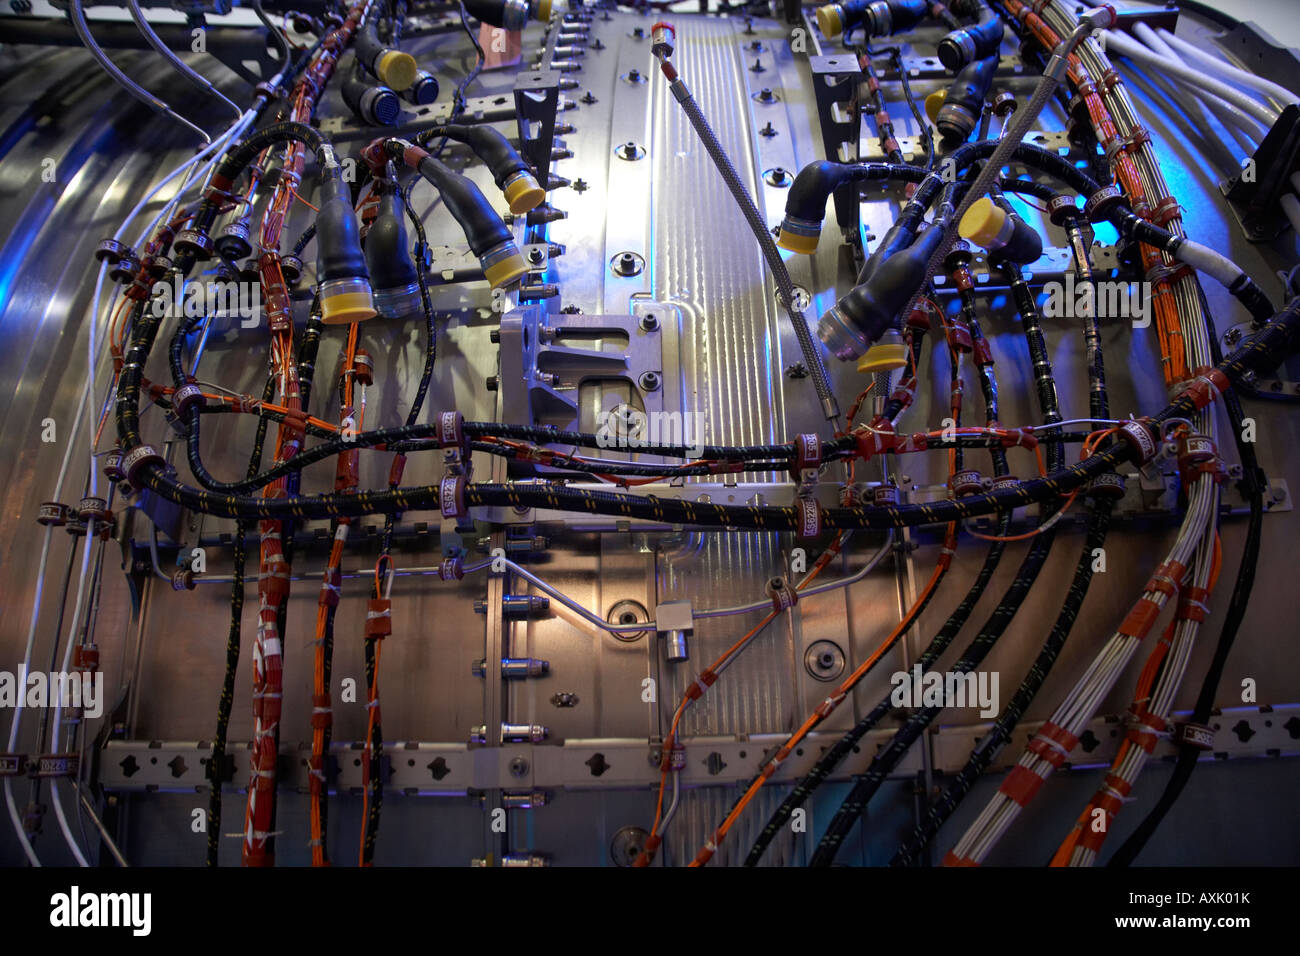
360 173 440 867
892 498 1113 865
746 304 1013 867
873 44 936 171
176 416 851 494
809 256 1069 867
115 288 1300 524
360 588 384 864
415 0 485 163
206 374 276 867
810 528 1067 864
891 237 1117 866
882 323 927 421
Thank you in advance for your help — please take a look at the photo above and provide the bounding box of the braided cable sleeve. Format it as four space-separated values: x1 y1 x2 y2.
670 77 840 423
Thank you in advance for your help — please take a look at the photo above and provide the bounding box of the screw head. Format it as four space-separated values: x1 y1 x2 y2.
639 313 659 331
639 371 661 391
611 251 645 277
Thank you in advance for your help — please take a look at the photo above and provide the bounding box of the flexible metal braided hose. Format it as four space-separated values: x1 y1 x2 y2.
668 75 842 425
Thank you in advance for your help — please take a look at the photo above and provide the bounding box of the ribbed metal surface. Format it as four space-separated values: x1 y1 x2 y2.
649 20 785 451
661 532 792 737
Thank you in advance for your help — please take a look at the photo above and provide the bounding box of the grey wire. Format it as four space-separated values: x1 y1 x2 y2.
67 0 211 143
125 0 241 119
252 0 291 67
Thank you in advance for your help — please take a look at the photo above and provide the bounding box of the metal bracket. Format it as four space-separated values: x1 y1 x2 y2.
808 54 863 230
495 302 682 457
97 703 1300 794
513 69 563 191
1221 103 1300 242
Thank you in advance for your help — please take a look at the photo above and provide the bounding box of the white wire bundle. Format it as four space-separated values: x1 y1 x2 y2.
948 478 1217 864
1063 521 1217 866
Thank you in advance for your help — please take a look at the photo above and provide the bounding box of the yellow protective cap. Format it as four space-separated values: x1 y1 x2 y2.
321 290 378 325
483 251 529 289
815 4 843 38
376 50 418 92
858 341 909 373
535 0 552 20
504 174 546 214
959 196 1007 249
925 90 947 125
776 227 820 255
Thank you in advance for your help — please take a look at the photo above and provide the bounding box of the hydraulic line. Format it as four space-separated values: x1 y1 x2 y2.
125 0 241 119
68 0 212 143
654 34 840 424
